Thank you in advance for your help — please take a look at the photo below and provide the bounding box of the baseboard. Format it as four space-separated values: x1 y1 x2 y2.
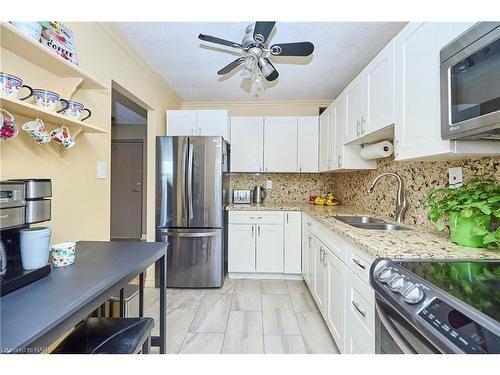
229 272 303 280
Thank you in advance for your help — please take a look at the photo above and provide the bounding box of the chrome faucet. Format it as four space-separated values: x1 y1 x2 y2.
367 172 408 223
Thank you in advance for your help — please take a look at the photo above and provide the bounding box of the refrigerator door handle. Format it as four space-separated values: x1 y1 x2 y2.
187 142 194 222
181 137 188 226
160 231 218 238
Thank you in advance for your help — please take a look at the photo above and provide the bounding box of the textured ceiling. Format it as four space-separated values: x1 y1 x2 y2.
116 22 407 102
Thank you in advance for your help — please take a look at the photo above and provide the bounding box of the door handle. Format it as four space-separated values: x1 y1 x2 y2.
187 143 194 220
160 231 218 238
181 138 188 225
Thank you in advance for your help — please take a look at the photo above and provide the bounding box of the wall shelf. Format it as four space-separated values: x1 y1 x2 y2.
0 22 108 91
1 94 107 136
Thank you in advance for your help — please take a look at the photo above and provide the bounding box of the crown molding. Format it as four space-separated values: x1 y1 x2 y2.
181 99 333 108
97 22 182 106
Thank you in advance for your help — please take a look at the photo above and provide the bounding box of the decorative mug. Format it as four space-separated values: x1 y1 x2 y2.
10 22 42 42
32 89 68 112
0 72 33 101
22 118 51 144
60 100 92 121
0 109 19 141
50 125 75 149
51 242 76 267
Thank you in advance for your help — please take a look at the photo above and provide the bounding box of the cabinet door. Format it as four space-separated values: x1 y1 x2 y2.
313 240 327 312
284 211 301 274
302 229 313 287
297 117 319 172
230 117 264 172
344 73 364 143
264 117 298 172
228 224 255 273
256 224 284 273
364 39 395 135
166 110 197 136
325 249 346 352
394 22 453 160
318 107 330 172
196 110 229 139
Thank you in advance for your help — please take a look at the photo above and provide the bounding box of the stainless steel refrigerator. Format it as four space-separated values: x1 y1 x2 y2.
156 136 230 288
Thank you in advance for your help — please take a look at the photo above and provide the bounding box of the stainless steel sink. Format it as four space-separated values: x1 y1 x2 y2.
332 215 385 224
332 215 411 231
349 223 411 231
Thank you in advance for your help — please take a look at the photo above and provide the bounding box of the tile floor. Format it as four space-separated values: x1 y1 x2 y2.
144 278 339 354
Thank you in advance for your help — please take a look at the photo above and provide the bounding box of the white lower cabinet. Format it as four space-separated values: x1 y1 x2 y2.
228 211 300 276
313 239 327 312
325 249 346 353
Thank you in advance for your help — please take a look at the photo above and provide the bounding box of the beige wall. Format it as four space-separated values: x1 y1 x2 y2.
1 23 181 248
181 100 330 116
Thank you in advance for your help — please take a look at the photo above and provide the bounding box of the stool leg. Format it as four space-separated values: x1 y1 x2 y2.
142 336 151 354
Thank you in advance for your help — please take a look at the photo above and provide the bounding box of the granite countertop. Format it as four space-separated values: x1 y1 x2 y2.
226 202 500 261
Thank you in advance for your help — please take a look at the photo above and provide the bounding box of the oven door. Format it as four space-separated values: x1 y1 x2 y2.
375 296 441 354
441 23 500 139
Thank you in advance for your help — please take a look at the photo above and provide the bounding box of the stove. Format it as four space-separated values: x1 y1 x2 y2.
370 259 500 354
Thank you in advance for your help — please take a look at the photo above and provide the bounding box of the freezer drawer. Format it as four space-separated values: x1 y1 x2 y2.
157 228 224 288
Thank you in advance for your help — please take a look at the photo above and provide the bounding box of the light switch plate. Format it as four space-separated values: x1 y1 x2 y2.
448 167 463 188
266 180 273 189
97 160 107 179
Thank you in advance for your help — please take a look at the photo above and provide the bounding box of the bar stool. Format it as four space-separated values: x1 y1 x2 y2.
52 317 154 354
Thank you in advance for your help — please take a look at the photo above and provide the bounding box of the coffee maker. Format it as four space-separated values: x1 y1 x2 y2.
0 179 52 296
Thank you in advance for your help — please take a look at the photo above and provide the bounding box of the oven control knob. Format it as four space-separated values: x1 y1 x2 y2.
376 267 392 283
389 275 405 292
402 285 425 304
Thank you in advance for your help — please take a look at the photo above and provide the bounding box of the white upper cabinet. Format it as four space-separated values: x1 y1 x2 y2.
196 110 229 139
264 117 298 172
394 22 498 160
318 107 330 172
230 116 264 172
344 72 365 143
167 110 197 136
363 39 395 135
167 110 229 138
297 116 319 173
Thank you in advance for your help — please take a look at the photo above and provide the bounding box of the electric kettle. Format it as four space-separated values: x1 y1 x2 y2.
252 185 267 204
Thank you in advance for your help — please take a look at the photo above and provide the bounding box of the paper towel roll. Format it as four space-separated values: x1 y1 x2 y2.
360 141 394 160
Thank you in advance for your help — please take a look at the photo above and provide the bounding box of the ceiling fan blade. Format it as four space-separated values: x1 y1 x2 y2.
259 58 279 81
217 58 245 75
270 42 314 56
253 21 276 44
198 34 242 49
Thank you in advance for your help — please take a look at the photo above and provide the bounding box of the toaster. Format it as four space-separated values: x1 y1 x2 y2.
233 189 251 204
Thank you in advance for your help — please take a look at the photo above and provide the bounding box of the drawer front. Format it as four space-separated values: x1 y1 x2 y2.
0 207 25 229
345 242 373 285
346 268 375 353
302 213 317 234
25 199 51 224
229 211 284 225
315 222 346 260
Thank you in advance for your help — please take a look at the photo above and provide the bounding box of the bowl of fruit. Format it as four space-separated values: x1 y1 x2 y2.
308 193 340 206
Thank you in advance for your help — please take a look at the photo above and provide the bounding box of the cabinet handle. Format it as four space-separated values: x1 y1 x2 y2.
299 164 302 172
352 258 366 270
356 120 360 136
352 301 366 318
286 213 289 224
319 247 324 264
258 225 261 237
306 222 312 226
360 116 365 134
252 226 254 237
308 235 313 247
338 155 342 167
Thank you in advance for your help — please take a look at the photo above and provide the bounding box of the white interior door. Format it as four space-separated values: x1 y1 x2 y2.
167 110 197 135
264 117 298 172
196 110 229 139
297 116 319 172
228 224 255 272
230 117 264 172
256 224 284 273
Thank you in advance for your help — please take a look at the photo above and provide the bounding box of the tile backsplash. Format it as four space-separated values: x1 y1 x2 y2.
230 173 335 203
332 156 500 228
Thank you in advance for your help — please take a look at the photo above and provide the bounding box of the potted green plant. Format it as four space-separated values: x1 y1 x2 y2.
424 177 500 248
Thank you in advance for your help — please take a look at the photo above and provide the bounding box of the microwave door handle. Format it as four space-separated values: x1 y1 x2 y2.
187 141 194 222
375 301 417 354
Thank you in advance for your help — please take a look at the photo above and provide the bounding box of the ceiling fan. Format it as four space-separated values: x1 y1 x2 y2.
198 21 314 82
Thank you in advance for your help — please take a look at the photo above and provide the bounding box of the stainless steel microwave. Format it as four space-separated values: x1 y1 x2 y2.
440 22 500 140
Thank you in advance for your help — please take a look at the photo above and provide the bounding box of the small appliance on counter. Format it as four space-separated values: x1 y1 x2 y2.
0 179 52 296
233 189 251 204
370 258 500 354
252 185 267 204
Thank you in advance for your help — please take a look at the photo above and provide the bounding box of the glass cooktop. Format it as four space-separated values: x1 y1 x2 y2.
397 260 500 322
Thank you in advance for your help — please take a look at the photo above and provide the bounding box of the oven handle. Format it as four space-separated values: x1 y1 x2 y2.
375 300 417 354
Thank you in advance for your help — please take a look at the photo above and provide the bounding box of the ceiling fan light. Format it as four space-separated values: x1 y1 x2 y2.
241 67 254 79
244 55 257 70
258 57 274 77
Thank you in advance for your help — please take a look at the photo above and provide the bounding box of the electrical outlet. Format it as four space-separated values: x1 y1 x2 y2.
97 161 107 179
448 167 463 188
266 180 273 189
